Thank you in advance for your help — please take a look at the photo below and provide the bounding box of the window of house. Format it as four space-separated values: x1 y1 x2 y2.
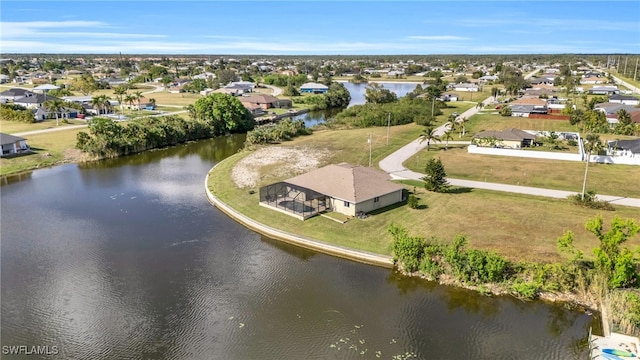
374 197 380 203
343 201 350 208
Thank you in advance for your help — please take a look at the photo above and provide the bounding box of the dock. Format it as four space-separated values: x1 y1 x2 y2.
254 108 309 125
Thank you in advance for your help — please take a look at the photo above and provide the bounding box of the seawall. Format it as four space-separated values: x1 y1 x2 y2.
204 157 394 269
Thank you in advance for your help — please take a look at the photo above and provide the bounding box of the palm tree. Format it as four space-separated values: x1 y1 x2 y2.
148 98 156 110
91 95 112 115
124 94 135 114
581 133 603 200
44 99 65 126
442 128 454 150
457 117 468 137
133 91 143 111
114 86 128 114
418 126 441 151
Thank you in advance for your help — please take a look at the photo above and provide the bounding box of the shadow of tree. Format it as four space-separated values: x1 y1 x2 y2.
446 187 473 194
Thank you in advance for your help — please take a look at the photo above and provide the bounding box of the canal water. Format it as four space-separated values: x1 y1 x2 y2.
1 135 598 359
295 81 421 127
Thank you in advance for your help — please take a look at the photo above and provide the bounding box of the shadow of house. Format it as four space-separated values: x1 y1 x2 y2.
259 163 405 220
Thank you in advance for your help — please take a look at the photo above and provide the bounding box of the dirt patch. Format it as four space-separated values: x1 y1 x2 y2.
232 146 330 188
63 148 92 163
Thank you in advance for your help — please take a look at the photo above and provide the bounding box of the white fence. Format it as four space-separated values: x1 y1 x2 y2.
467 145 582 161
467 145 640 165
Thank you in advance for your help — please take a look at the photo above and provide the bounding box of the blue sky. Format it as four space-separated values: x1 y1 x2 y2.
1 1 639 55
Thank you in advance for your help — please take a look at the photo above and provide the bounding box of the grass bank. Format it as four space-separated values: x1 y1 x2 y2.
207 125 640 263
405 144 640 198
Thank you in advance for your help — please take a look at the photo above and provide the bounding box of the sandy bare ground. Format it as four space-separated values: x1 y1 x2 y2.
232 146 330 188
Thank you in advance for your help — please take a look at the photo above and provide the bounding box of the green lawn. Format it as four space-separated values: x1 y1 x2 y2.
208 144 640 263
405 144 640 198
463 113 578 140
0 128 88 176
0 119 86 134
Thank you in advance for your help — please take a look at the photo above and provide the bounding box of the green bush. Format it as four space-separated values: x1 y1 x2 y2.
407 194 419 209
510 281 540 300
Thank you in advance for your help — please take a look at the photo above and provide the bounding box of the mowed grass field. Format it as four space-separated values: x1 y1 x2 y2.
209 130 640 262
0 119 85 133
405 145 640 198
0 127 88 175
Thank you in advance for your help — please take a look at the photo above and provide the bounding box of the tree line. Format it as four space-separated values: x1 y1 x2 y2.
77 93 253 157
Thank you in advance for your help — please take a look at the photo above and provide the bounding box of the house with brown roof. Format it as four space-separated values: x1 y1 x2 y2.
259 163 405 220
239 95 292 110
473 128 536 149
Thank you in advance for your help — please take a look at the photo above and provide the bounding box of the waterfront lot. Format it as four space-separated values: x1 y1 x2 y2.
208 123 640 262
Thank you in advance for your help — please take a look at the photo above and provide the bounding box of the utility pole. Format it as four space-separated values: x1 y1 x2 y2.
634 58 639 81
386 112 391 145
624 57 628 76
368 134 372 167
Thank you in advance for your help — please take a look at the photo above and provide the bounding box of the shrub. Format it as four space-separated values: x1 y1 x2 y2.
568 191 614 211
407 194 419 209
510 281 540 300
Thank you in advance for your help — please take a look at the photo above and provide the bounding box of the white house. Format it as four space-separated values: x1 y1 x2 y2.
452 83 479 92
609 94 640 106
0 133 29 157
259 163 404 220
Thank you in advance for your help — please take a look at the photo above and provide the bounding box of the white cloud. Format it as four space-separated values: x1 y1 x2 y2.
407 35 470 41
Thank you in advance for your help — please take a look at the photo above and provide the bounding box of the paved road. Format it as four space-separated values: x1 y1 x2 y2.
14 124 88 137
379 93 640 208
433 96 495 137
379 139 640 207
264 85 283 96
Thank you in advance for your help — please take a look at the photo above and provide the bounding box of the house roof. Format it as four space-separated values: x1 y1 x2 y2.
509 97 547 106
608 139 640 153
299 82 328 90
594 102 637 115
0 132 26 146
0 88 33 97
239 94 279 104
609 94 639 101
474 128 536 141
284 163 404 203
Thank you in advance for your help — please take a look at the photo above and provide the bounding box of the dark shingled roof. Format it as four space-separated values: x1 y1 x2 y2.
0 132 26 146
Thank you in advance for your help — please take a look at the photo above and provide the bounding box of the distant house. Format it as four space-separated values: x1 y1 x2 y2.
0 74 9 84
508 97 547 117
589 86 619 95
239 95 291 110
0 133 29 157
580 76 605 85
594 102 638 124
478 75 498 82
0 88 34 102
607 138 640 158
259 163 405 220
452 83 479 92
13 93 57 109
299 82 329 94
222 82 253 95
473 128 536 149
440 93 459 102
609 94 640 106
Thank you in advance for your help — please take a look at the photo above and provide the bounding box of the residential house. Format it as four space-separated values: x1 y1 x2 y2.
508 97 548 117
239 95 292 110
478 75 498 82
440 93 459 102
473 128 536 149
299 82 329 94
589 85 619 95
451 83 479 92
13 93 57 109
609 94 640 106
607 138 640 158
0 133 29 157
593 102 640 126
0 74 9 84
33 107 79 121
222 81 254 95
0 88 34 102
580 76 605 85
258 163 405 220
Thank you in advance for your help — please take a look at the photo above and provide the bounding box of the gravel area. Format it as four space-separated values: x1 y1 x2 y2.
232 146 330 188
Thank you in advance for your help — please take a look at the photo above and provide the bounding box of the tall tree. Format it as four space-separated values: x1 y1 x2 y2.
422 157 449 193
442 128 454 150
418 126 441 151
124 94 135 113
364 83 397 104
133 91 143 111
44 99 65 126
581 134 603 200
114 86 128 114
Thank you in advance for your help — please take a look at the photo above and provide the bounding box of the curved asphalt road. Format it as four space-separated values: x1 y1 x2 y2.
379 96 640 208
